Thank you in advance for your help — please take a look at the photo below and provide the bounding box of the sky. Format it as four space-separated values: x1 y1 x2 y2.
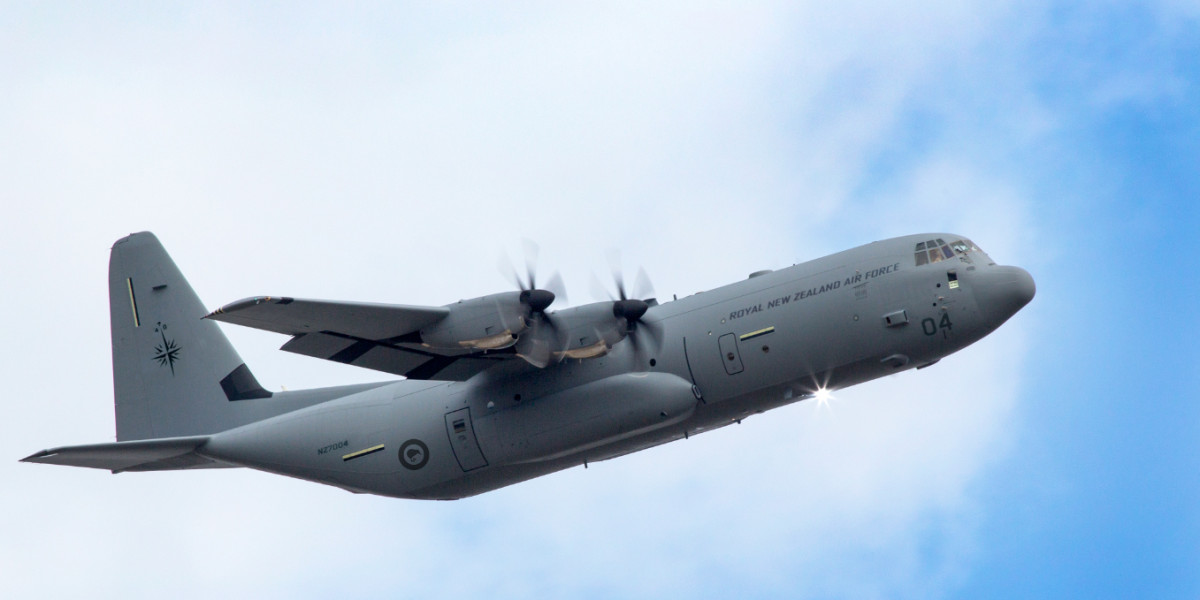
2 2 1197 598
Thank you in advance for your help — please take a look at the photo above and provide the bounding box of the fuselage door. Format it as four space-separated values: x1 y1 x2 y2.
718 333 744 375
444 408 488 472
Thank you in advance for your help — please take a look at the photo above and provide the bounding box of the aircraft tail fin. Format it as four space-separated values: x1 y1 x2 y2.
110 232 272 441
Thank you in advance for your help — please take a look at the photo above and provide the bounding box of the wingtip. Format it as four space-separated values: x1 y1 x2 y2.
206 296 294 320
20 449 54 463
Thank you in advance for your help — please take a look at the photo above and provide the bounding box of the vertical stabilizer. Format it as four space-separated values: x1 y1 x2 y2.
110 233 271 441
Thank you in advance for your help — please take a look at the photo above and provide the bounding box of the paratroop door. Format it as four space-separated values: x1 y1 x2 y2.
718 333 744 375
445 408 488 471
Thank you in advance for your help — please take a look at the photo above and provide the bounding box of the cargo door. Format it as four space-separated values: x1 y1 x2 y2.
444 408 488 471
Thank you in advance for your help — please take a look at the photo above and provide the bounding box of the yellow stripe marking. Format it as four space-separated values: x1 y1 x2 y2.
739 326 775 341
342 444 385 461
126 278 140 327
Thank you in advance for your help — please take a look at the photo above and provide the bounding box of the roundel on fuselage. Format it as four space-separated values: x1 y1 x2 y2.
399 439 429 470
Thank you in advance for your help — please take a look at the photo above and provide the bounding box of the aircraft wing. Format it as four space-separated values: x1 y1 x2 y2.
206 296 449 339
21 436 219 473
206 296 512 381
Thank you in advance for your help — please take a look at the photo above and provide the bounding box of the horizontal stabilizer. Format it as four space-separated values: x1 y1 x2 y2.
206 296 449 340
21 436 217 473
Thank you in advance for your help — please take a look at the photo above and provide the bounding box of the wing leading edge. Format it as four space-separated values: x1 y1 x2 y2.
206 296 513 381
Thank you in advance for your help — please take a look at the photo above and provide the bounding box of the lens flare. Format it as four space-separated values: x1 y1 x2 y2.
814 387 833 407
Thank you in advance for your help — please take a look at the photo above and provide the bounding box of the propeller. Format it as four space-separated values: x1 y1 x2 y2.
500 240 567 316
610 266 653 327
500 241 568 368
595 252 663 367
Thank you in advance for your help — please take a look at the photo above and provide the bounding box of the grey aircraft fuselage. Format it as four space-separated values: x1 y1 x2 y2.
194 233 1034 499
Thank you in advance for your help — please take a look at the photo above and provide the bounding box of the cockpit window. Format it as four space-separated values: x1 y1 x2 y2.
915 238 982 266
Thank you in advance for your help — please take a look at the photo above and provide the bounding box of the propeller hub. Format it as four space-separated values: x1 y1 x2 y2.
520 289 556 313
613 299 649 322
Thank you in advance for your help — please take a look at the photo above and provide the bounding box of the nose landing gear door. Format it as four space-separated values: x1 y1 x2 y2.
444 408 488 472
718 333 744 375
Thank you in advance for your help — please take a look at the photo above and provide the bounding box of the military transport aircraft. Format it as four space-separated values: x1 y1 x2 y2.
23 232 1034 499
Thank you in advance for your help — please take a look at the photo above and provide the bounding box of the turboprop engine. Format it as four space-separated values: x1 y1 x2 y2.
513 262 662 366
419 290 551 350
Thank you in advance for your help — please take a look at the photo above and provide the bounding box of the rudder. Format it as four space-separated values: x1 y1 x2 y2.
110 232 271 441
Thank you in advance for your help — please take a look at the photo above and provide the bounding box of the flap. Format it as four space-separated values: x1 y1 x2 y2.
280 331 510 381
21 436 218 473
205 296 449 340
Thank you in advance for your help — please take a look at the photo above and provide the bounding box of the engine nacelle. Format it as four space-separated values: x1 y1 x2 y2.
543 302 629 360
419 292 529 350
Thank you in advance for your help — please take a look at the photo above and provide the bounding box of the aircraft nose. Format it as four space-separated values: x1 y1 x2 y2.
974 265 1035 324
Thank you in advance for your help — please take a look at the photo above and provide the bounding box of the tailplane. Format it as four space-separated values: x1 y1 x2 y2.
110 232 271 441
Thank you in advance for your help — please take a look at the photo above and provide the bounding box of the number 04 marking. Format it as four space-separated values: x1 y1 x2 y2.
922 313 953 337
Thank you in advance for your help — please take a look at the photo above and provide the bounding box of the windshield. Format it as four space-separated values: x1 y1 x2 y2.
914 238 982 266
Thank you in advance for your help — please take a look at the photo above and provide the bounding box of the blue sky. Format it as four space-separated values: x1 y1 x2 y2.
2 2 1197 598
974 8 1200 596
